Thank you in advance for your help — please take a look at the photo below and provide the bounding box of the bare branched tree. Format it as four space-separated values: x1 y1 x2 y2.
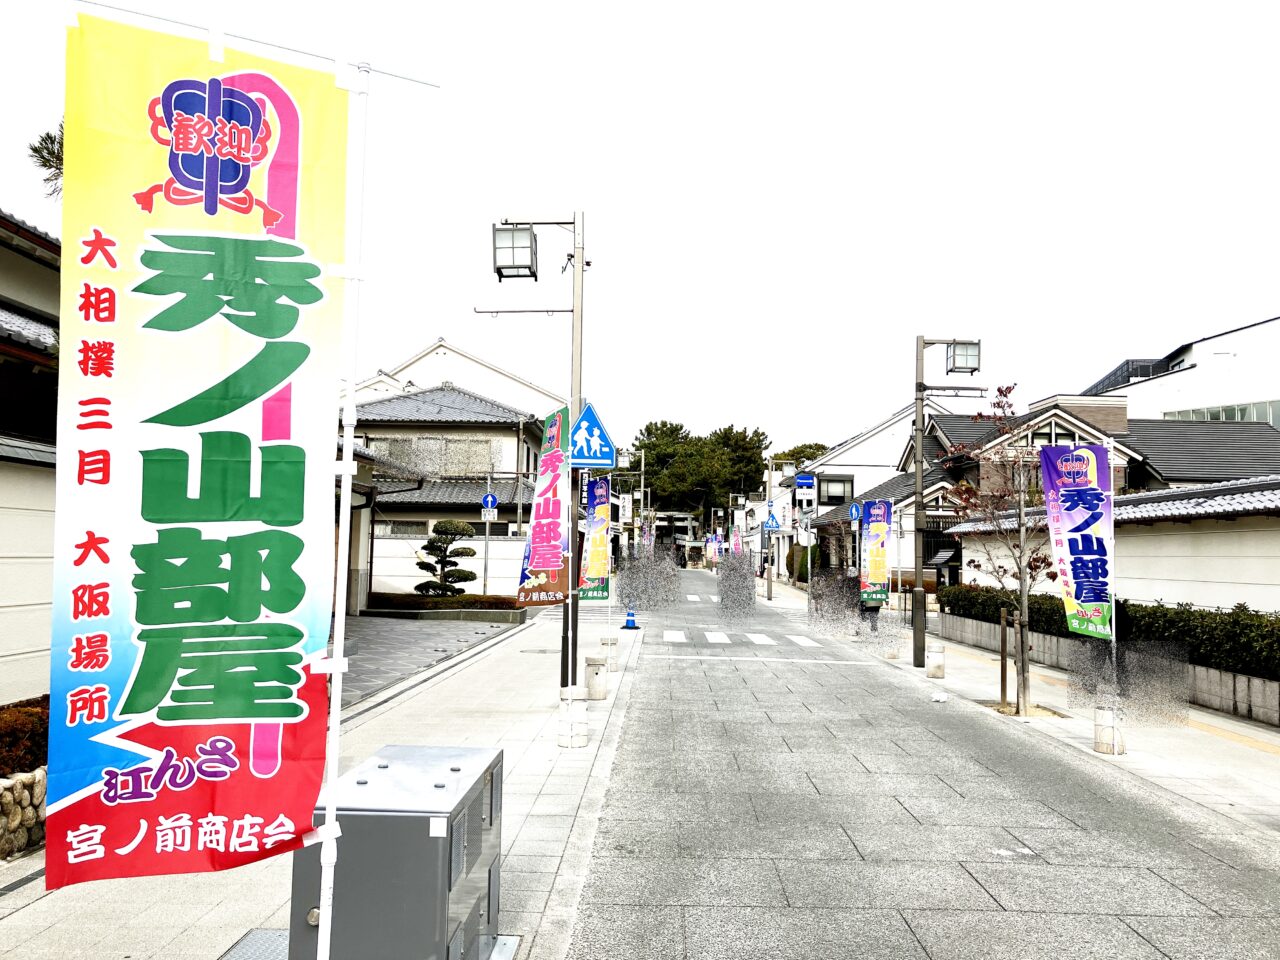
947 384 1056 714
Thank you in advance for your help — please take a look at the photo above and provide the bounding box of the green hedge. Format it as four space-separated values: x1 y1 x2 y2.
367 592 519 611
938 585 1280 682
0 695 49 778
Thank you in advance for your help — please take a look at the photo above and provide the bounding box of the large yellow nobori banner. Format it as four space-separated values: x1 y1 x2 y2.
48 14 347 888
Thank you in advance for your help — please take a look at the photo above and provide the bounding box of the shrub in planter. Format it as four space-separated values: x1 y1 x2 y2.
368 592 519 611
0 696 49 779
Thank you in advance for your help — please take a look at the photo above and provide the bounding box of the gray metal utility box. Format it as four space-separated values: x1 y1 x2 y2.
289 745 503 960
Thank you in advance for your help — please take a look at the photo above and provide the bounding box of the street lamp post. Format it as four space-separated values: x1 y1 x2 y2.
484 213 587 743
912 337 982 667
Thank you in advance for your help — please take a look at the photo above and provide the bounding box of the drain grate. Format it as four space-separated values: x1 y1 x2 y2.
219 928 288 960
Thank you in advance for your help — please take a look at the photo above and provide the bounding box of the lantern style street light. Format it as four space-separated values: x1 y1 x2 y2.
913 337 984 667
492 224 538 281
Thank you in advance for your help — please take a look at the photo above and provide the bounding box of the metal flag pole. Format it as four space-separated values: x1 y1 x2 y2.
316 60 370 960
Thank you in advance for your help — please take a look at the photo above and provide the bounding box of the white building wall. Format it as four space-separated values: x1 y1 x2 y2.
959 516 1280 612
0 247 59 316
1103 321 1280 421
355 343 562 416
372 535 529 598
0 461 54 703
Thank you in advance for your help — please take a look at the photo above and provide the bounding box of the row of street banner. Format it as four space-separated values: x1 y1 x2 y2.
1040 445 1115 638
49 15 347 887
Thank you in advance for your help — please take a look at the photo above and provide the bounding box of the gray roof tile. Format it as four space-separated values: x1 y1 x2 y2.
1117 419 1280 482
951 474 1280 533
356 383 535 425
0 303 57 353
378 478 535 507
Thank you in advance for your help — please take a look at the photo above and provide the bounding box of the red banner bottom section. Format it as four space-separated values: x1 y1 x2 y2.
46 669 328 889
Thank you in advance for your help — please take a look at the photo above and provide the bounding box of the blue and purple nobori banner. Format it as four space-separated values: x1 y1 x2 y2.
1039 445 1115 638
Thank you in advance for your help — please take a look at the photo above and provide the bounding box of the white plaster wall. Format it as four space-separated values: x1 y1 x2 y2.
961 516 1280 612
0 247 59 317
356 345 562 417
0 462 54 703
372 535 530 598
1104 322 1280 419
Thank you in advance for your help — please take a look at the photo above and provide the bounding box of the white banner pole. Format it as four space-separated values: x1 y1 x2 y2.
316 60 370 960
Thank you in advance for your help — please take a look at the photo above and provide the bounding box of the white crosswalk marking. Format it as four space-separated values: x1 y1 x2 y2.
662 630 687 643
686 594 700 602
705 632 731 644
710 595 720 602
745 633 777 645
786 635 821 648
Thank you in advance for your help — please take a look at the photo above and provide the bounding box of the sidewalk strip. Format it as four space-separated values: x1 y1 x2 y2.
706 632 731 644
643 654 875 665
745 633 777 645
786 634 821 647
662 630 688 643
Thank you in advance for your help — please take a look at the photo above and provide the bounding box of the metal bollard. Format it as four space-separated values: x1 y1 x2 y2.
925 640 945 679
585 657 608 700
601 635 619 672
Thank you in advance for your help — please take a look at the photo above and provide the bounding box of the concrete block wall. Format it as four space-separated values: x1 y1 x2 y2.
939 612 1280 728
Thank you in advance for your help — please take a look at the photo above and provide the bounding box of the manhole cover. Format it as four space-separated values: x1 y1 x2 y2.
521 648 561 654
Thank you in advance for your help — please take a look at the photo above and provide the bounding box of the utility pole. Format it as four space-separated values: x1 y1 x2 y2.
913 336 927 667
766 457 774 601
515 417 525 536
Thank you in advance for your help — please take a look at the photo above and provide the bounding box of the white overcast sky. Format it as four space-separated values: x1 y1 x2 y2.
6 1 1280 452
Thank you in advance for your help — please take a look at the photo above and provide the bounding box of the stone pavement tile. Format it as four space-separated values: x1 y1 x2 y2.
505 871 557 893
580 858 786 907
1185 831 1280 871
966 864 1216 916
676 770 819 795
1126 916 1280 959
675 821 861 860
941 775 1101 801
515 815 575 842
502 854 561 873
1154 866 1280 917
904 910 1165 959
902 796 1080 829
503 888 551 914
602 791 753 822
846 824 1042 863
1009 828 1226 869
0 921 58 952
778 860 1000 910
564 905 683 960
858 754 999 777
684 906 927 960
497 909 543 938
810 771 961 798
591 819 678 858
752 793 917 825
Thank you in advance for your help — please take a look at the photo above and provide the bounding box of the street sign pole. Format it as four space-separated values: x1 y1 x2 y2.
483 475 492 595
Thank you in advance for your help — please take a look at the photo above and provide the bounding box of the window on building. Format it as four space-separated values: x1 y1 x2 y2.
374 520 432 538
819 479 847 505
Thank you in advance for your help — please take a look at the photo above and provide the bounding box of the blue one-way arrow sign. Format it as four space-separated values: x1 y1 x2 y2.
569 402 616 469
481 492 498 510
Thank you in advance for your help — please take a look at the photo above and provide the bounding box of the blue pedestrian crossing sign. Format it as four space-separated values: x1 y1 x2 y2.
481 493 498 510
569 402 616 469
763 513 781 531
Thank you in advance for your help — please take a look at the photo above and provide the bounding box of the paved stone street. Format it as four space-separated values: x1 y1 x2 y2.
339 614 513 705
564 569 1280 960
4 570 1280 959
